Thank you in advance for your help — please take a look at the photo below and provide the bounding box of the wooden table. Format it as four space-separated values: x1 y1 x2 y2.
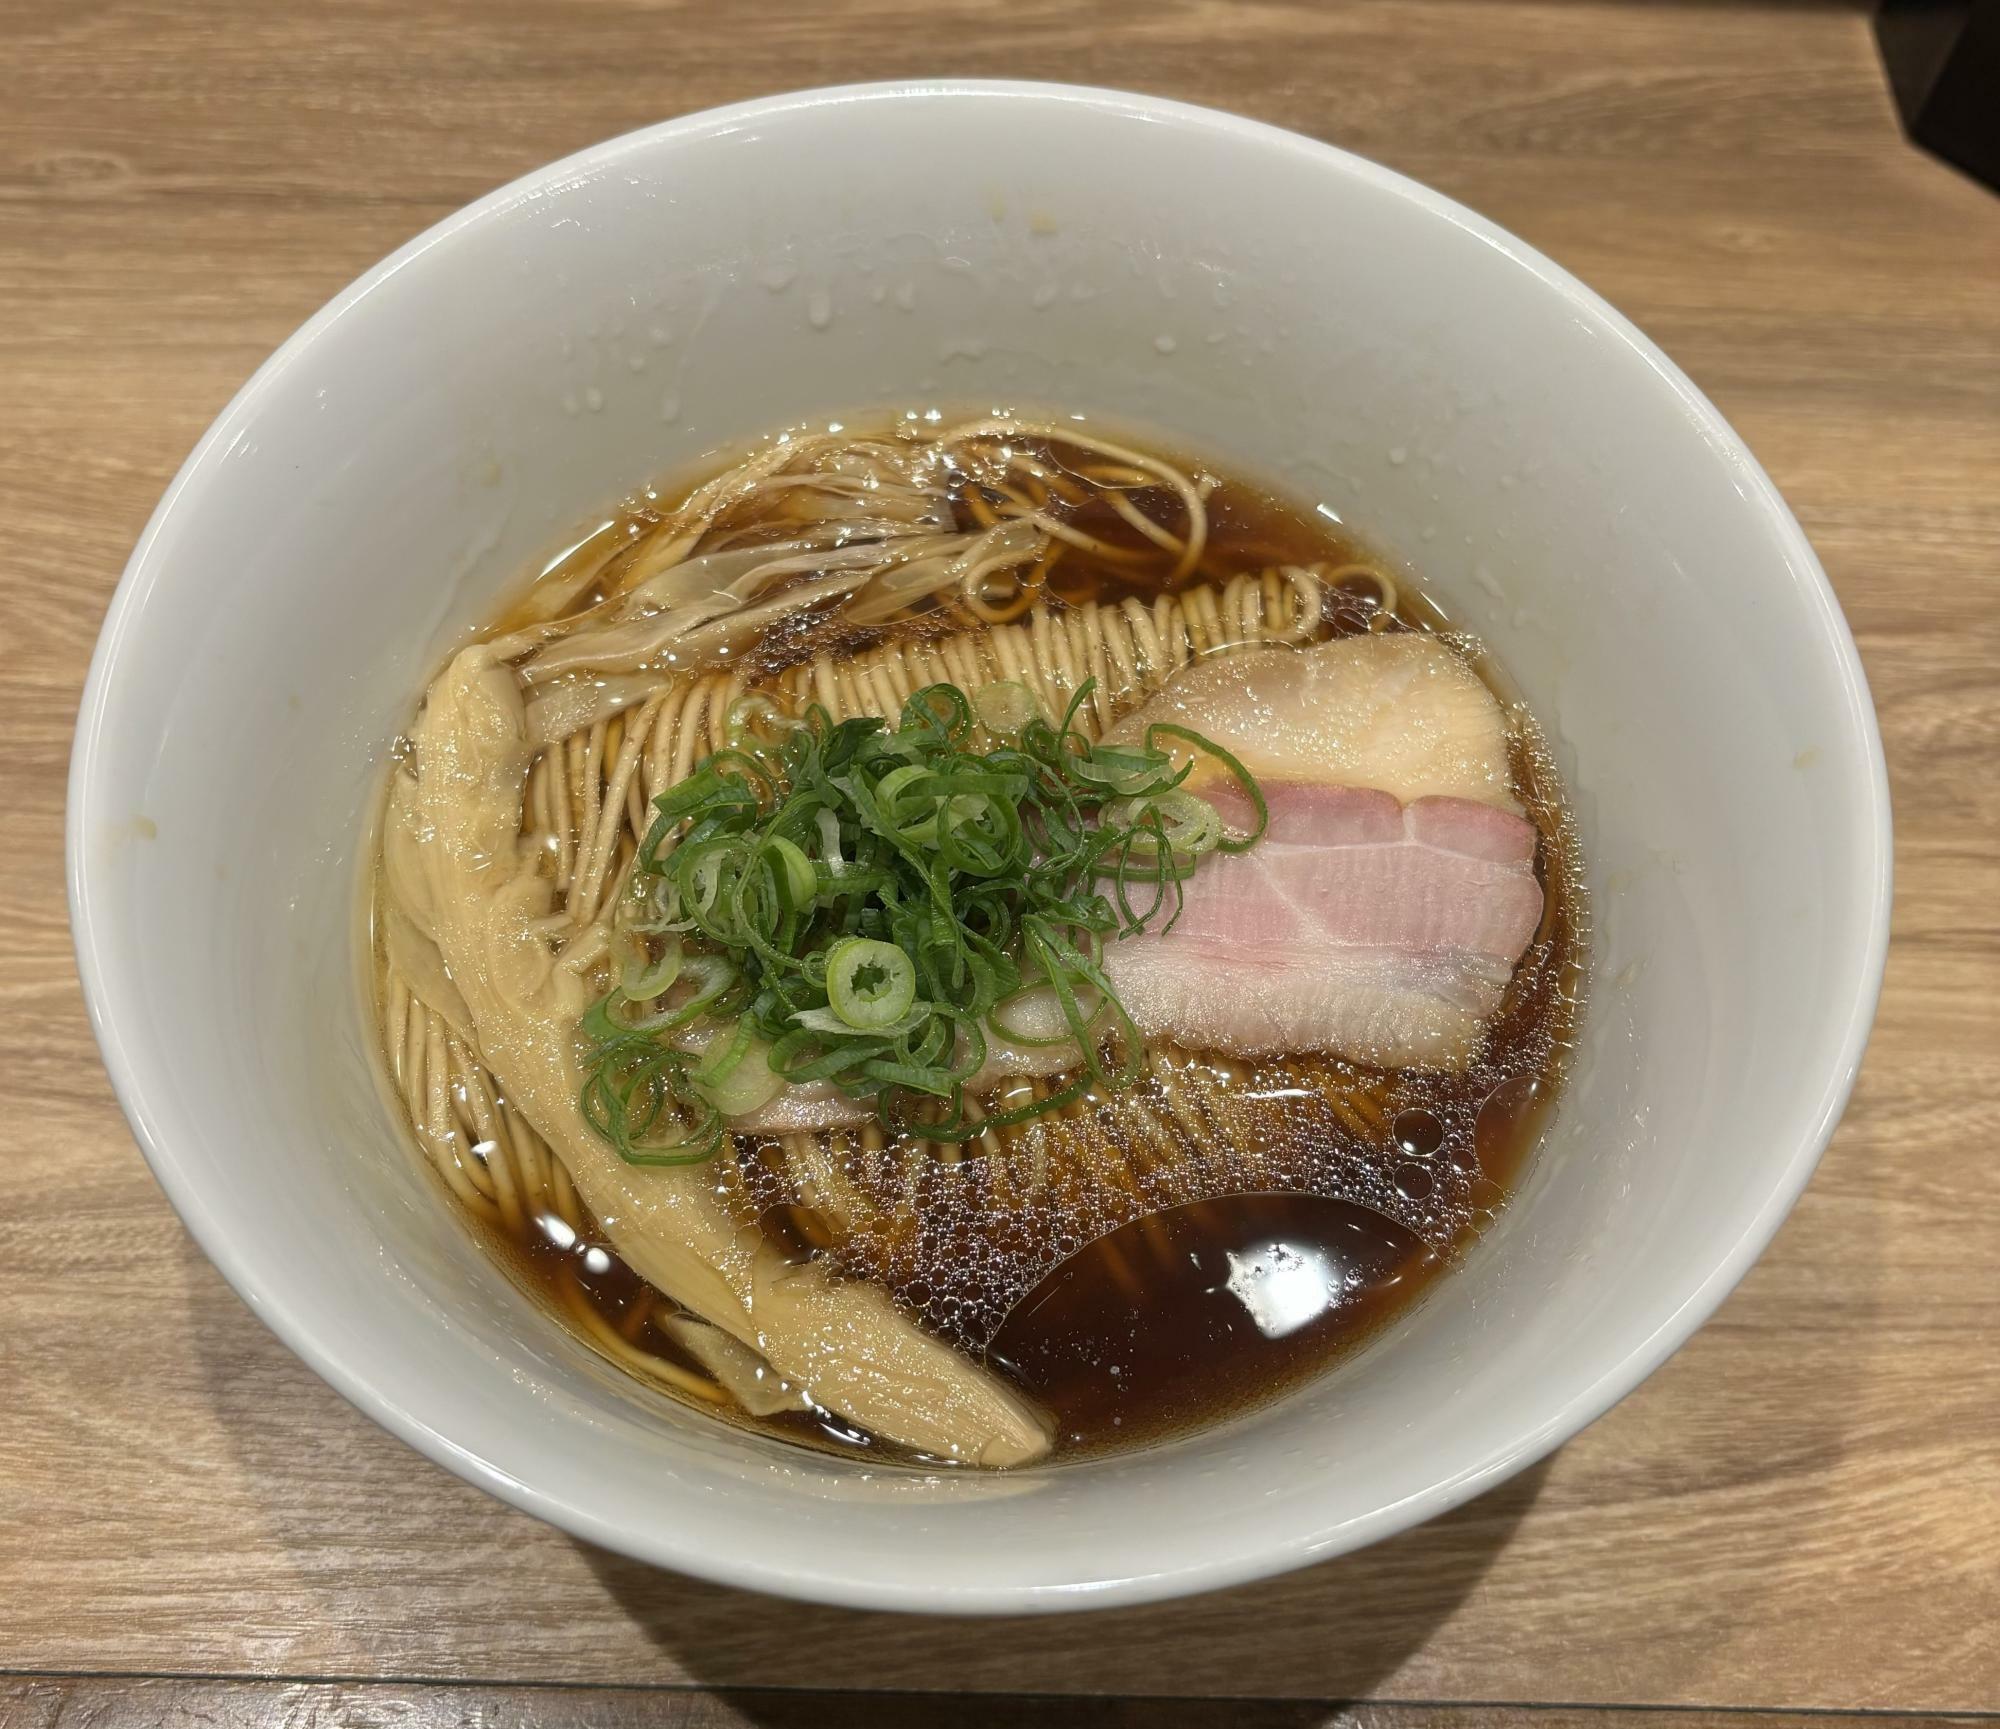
5 2 1997 1724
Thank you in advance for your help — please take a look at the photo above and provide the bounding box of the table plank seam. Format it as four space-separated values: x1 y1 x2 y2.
3 1670 1996 1721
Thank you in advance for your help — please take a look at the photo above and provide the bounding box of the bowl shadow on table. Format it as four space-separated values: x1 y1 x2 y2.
170 1155 1879 1701
578 1454 1552 1707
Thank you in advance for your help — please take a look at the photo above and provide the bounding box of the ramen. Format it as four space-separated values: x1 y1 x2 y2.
371 413 1585 1465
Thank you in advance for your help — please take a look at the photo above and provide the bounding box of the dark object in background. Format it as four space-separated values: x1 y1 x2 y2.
1875 0 2000 194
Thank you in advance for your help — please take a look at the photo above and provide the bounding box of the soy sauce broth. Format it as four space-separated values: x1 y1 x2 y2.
987 1194 1433 1453
395 414 1586 1467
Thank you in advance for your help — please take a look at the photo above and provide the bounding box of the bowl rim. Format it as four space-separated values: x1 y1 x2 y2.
67 77 1894 1614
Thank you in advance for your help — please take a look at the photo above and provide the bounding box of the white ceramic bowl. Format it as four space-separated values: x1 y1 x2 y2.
69 82 1890 1613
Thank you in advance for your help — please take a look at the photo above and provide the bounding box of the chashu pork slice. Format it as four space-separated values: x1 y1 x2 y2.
1099 633 1543 1068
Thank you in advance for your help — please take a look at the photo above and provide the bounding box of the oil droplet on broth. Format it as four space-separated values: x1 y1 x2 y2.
1474 1073 1543 1182
985 1194 1434 1454
1393 1106 1445 1159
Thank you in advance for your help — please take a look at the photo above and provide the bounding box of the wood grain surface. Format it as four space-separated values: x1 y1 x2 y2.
1 1684 1993 1729
10 1684 1999 1729
4 1 1998 1725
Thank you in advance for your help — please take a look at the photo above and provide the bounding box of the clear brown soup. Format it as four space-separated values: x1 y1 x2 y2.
403 426 1584 1465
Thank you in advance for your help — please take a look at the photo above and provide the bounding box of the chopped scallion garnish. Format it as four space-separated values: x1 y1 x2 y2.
578 677 1260 1161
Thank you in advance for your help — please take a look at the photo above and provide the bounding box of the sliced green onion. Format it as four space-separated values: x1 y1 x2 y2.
790 1003 933 1040
825 936 917 1030
587 954 742 1040
1145 722 1267 851
579 1037 722 1166
988 983 1103 1047
1104 788 1223 858
1069 746 1176 797
814 807 844 868
762 835 817 912
973 679 1040 737
692 1022 784 1117
615 929 684 1000
902 682 974 743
